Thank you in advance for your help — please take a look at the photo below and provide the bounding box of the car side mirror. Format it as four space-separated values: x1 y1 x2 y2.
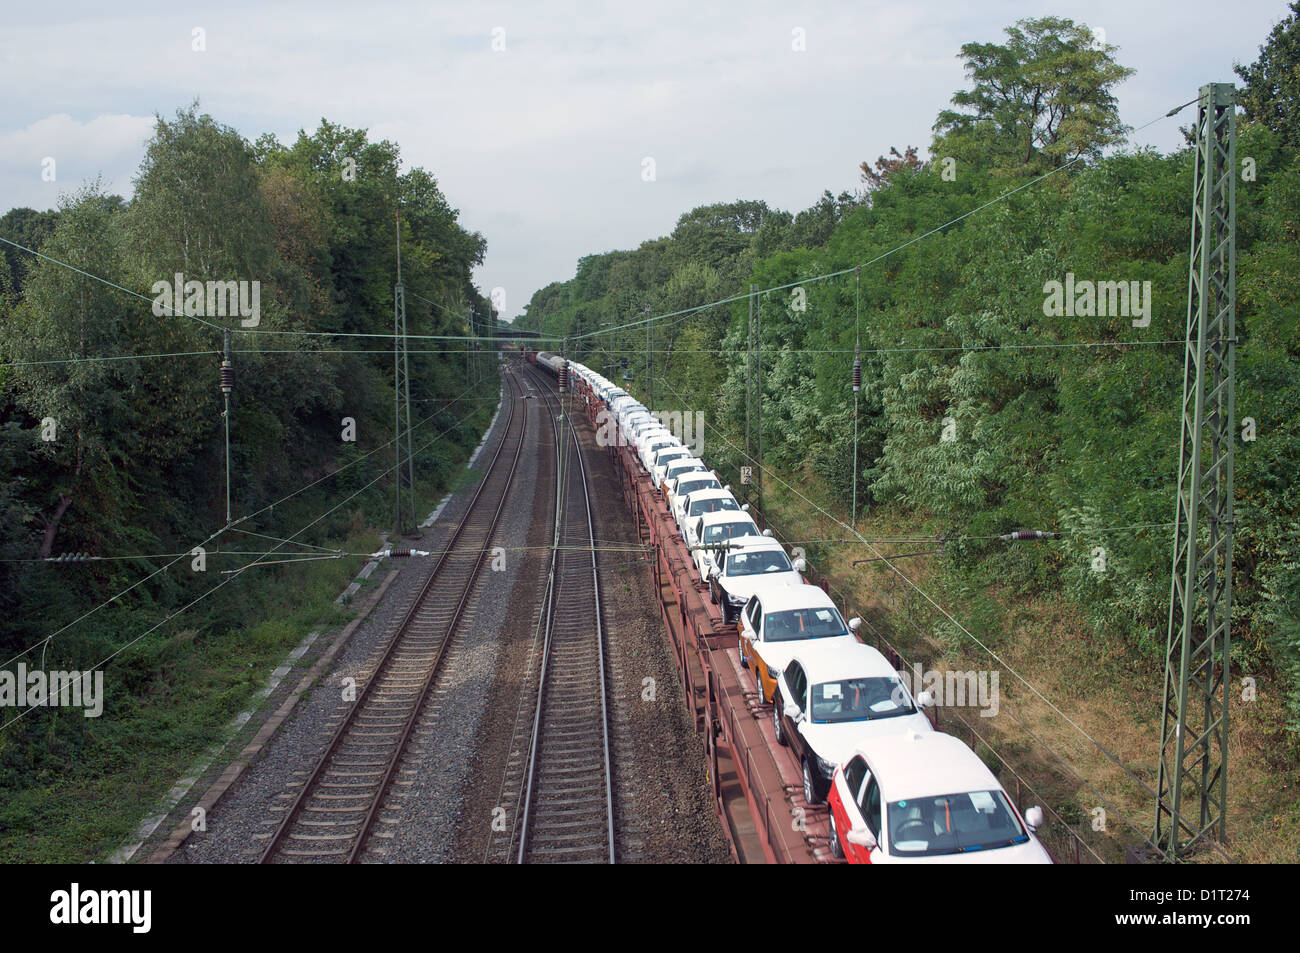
916 690 935 708
848 617 862 633
1024 806 1044 832
741 503 750 512
724 484 731 492
761 527 772 536
846 827 876 849
741 631 756 642
783 701 801 720
793 557 807 572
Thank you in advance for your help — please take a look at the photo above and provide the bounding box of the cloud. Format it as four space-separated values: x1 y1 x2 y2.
0 1 1286 318
0 113 155 210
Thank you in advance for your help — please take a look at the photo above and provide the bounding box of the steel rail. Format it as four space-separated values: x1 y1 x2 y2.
259 367 527 863
515 362 615 863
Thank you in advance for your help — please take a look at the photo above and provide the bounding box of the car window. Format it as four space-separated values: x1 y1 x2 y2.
810 677 915 722
679 479 722 499
886 790 1028 856
703 521 757 544
844 756 867 799
861 775 882 838
689 495 737 517
761 606 846 642
745 597 761 629
786 663 807 710
725 549 792 576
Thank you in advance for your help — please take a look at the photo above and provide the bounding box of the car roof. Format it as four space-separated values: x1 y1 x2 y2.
853 732 1001 802
696 510 755 526
792 641 897 686
682 487 733 503
751 581 832 614
640 434 677 450
724 535 788 556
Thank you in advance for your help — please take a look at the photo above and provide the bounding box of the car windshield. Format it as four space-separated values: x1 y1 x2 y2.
725 549 791 576
679 478 720 496
887 790 1029 856
655 451 687 468
809 676 914 720
688 494 735 516
762 607 846 643
668 463 706 480
702 521 758 544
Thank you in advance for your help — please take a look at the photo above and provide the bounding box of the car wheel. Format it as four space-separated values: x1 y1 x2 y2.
803 760 822 806
829 813 844 859
773 693 786 746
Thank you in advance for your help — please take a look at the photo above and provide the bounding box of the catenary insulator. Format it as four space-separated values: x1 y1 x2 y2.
852 358 862 393
220 329 234 396
558 361 569 392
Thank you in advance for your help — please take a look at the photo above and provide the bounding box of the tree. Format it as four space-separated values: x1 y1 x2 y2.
860 146 925 191
0 207 61 298
1236 1 1300 147
933 17 1134 172
0 184 136 558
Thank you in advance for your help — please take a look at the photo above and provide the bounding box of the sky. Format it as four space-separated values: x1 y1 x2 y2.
0 0 1290 321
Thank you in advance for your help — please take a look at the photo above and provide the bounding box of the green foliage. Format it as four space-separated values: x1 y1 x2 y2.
1235 1 1300 148
0 104 497 856
933 16 1134 174
518 16 1300 734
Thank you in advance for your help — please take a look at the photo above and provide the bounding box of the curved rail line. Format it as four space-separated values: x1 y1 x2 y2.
512 360 615 864
259 367 528 863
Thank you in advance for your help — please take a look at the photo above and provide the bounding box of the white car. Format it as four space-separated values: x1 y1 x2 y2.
689 512 761 581
662 459 710 497
644 441 688 478
737 582 855 703
707 535 804 623
828 731 1051 864
673 486 738 532
773 641 934 806
651 448 697 487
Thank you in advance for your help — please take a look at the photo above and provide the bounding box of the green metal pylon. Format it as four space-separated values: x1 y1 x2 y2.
1154 82 1237 860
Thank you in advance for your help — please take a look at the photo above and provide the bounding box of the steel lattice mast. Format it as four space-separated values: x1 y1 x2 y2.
1154 82 1237 860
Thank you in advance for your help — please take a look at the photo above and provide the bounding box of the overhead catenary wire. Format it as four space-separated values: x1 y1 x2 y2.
0 338 1188 372
0 378 503 733
569 107 1180 346
0 234 227 333
657 376 1179 858
653 373 1165 821
0 376 489 672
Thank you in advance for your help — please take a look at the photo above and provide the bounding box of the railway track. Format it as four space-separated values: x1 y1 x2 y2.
489 361 615 864
258 367 529 863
